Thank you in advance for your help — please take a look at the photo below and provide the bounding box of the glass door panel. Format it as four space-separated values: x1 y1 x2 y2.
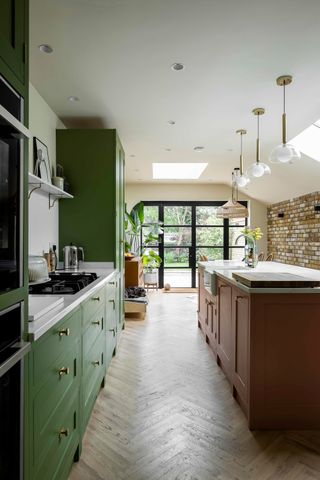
196 206 223 226
163 227 192 247
164 206 191 225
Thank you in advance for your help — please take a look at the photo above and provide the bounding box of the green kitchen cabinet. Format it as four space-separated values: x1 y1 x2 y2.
105 273 118 366
57 129 125 336
81 289 107 434
57 129 125 266
0 0 29 112
26 308 82 480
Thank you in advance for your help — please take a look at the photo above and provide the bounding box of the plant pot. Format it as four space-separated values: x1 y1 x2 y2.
144 271 158 285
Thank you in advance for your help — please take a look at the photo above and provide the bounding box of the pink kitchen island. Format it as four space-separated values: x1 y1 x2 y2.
198 260 320 430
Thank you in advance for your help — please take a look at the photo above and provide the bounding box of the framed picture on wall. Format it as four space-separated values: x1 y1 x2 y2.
33 137 51 184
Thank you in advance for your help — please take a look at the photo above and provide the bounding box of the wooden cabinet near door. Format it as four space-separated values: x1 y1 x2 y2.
125 257 144 287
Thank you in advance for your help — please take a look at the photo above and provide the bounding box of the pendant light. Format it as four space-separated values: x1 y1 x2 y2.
269 75 301 164
247 108 271 178
217 170 249 219
233 129 250 187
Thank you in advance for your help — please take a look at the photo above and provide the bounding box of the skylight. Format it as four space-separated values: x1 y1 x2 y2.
290 119 320 161
152 163 208 179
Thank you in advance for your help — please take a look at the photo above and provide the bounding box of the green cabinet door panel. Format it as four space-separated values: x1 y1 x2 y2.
57 129 124 263
0 0 29 98
34 389 80 480
32 308 81 387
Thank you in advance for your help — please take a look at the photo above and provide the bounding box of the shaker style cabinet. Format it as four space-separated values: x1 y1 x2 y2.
0 0 29 100
57 129 125 332
217 279 233 382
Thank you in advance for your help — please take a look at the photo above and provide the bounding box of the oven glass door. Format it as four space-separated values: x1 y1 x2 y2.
0 116 22 293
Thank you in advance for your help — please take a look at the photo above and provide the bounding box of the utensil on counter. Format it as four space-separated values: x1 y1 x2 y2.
28 255 50 284
63 244 84 270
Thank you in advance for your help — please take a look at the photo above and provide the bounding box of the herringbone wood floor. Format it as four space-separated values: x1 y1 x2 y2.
70 293 320 480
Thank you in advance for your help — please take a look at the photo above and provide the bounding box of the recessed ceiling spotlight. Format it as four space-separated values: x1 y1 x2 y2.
38 44 53 54
165 148 172 151
194 146 204 152
130 154 136 157
167 120 176 125
171 63 185 71
68 96 80 102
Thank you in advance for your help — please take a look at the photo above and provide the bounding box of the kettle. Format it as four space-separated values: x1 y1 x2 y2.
63 244 84 270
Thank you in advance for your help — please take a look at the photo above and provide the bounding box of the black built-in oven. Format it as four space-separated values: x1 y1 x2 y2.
0 303 30 480
0 75 24 293
0 75 29 480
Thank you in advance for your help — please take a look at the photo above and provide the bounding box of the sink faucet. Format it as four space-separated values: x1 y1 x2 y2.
235 234 258 267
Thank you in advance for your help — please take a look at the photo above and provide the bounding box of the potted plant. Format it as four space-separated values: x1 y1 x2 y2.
142 250 162 285
125 202 163 257
237 227 263 268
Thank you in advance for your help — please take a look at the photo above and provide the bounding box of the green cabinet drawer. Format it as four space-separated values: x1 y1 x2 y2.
32 308 81 388
34 389 79 480
83 305 105 357
34 341 80 437
83 334 106 414
82 286 105 328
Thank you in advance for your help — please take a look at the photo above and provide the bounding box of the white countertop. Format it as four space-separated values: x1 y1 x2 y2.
198 260 320 294
28 265 117 341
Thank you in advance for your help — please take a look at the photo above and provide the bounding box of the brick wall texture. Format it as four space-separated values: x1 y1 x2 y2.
268 191 320 269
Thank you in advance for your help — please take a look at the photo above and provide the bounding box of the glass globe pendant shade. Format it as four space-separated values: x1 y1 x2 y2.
247 161 271 178
269 142 301 164
234 172 250 187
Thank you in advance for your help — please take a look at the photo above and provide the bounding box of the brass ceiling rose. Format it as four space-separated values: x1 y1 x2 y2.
276 75 292 86
236 129 247 135
252 107 265 116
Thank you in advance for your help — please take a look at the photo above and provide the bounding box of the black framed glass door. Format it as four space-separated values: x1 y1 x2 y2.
141 201 247 288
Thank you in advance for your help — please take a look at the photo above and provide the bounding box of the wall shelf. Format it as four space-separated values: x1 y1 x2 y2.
28 173 74 209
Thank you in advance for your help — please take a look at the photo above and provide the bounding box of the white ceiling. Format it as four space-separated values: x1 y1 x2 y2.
29 0 320 204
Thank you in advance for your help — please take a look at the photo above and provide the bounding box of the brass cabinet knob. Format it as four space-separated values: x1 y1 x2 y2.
58 367 70 377
109 299 115 310
236 296 244 302
93 360 100 366
59 428 69 440
92 296 100 301
92 320 101 326
109 328 116 337
109 281 115 285
58 328 70 337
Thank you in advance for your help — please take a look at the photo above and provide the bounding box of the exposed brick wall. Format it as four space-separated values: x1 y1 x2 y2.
267 192 320 269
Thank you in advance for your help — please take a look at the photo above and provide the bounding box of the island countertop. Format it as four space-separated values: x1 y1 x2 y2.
198 260 320 294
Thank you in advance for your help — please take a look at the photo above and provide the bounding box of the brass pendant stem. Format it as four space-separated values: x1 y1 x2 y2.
240 154 244 175
282 113 287 144
256 138 260 163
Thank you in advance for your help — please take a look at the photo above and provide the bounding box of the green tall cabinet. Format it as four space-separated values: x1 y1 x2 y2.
57 129 125 332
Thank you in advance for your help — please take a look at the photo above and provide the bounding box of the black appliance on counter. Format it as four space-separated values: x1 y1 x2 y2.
29 271 98 295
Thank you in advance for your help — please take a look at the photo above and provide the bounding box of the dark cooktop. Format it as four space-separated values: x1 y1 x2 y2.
29 271 98 295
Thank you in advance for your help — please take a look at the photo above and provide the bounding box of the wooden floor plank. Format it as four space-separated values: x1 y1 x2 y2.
70 293 320 480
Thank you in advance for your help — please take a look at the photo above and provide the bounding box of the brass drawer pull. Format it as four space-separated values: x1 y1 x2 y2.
92 320 101 326
58 367 70 377
59 428 69 440
109 328 116 336
58 328 70 337
92 296 100 301
93 360 100 366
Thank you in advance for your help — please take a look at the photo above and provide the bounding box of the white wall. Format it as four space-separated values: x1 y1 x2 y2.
125 182 268 254
28 84 66 255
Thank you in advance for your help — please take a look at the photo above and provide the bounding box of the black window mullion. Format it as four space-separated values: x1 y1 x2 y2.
158 203 164 288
